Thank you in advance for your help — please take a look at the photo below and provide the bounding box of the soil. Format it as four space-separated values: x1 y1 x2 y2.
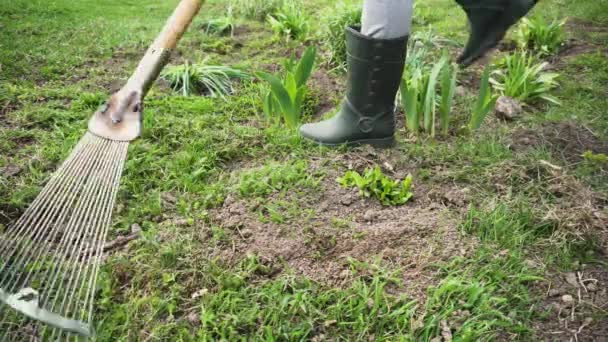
532 266 608 341
309 69 343 118
510 121 608 164
208 158 477 303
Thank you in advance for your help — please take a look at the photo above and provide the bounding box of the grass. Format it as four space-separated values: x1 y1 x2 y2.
1 0 607 340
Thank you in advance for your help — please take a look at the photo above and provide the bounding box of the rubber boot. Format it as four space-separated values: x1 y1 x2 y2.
456 0 537 67
299 27 407 147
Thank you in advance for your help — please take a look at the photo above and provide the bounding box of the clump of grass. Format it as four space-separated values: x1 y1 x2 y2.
230 0 284 21
267 2 309 41
322 2 362 70
490 51 560 105
161 61 249 99
201 8 236 36
515 16 566 56
257 46 316 128
338 167 413 206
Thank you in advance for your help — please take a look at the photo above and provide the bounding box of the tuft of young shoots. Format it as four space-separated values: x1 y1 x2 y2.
257 46 316 128
515 16 566 56
323 2 362 70
267 2 309 41
490 51 561 105
161 61 249 99
230 0 284 21
201 8 236 36
400 74 420 135
468 65 498 131
439 59 458 136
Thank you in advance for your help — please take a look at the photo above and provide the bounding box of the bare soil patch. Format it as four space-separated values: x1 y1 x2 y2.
208 158 476 302
532 266 608 341
511 121 608 164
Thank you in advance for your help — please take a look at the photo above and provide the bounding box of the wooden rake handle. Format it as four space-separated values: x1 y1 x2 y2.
153 0 204 49
88 0 204 141
129 0 205 94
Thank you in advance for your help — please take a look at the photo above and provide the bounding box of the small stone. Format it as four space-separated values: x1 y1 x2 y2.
0 165 21 178
548 288 562 297
340 196 354 206
191 288 208 299
339 269 350 278
367 298 375 309
130 223 142 233
240 229 253 238
564 272 579 288
455 85 467 97
586 282 597 292
561 294 574 306
186 312 200 326
363 210 376 222
495 96 523 121
228 203 246 215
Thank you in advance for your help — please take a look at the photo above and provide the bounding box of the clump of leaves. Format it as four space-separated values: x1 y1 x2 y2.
230 0 284 21
161 60 249 99
468 65 498 131
515 16 566 56
267 2 309 41
257 46 316 128
582 151 608 165
338 167 414 206
490 51 560 104
323 2 362 70
401 52 458 136
201 8 236 36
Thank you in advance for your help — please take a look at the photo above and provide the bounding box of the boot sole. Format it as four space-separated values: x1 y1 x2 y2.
307 136 395 148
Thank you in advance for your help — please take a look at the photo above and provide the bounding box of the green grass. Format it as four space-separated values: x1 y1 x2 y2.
1 0 607 340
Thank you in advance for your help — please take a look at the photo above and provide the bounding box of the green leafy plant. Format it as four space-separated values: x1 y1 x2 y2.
323 2 362 70
267 2 309 41
490 51 560 104
161 61 249 99
230 0 284 21
468 65 498 131
257 46 316 128
582 151 608 165
201 8 236 36
515 16 566 56
400 53 457 136
338 167 414 206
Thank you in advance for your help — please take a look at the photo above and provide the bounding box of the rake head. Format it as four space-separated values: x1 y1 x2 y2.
88 89 143 142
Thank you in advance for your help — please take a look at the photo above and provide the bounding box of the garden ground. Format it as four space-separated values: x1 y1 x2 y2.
1 0 607 340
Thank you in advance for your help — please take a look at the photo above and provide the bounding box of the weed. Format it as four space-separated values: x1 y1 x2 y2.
230 0 284 21
468 65 498 131
161 61 249 98
322 2 362 70
515 16 566 56
338 167 414 206
267 2 309 41
491 51 561 105
257 46 316 128
201 8 236 36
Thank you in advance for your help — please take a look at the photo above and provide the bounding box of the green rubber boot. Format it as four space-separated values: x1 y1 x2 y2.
456 0 537 67
299 26 408 147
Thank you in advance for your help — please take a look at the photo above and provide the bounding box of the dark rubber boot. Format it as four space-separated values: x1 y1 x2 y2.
299 27 408 147
456 0 537 67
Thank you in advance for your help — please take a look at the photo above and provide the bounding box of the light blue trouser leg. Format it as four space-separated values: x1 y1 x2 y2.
362 0 413 39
